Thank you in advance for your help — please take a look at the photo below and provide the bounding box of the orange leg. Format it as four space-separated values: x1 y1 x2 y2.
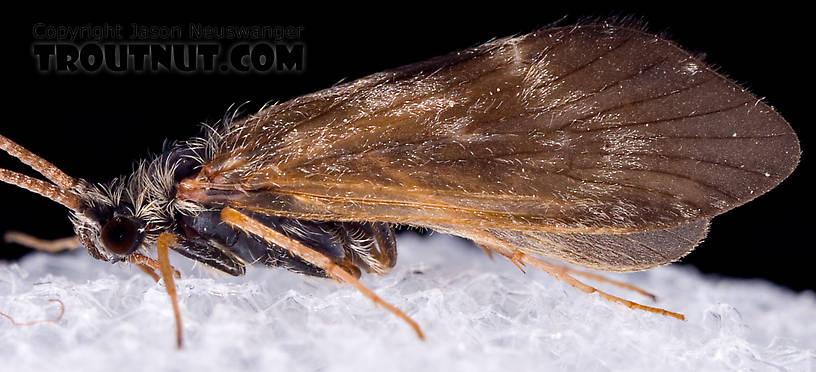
154 233 184 349
461 229 677 320
520 253 684 321
128 253 181 281
557 264 657 301
1 299 65 326
221 207 424 340
133 262 160 282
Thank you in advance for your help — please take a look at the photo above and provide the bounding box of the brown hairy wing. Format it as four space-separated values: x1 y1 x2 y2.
180 23 800 234
425 220 710 271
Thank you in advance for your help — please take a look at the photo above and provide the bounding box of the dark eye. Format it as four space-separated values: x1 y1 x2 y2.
100 216 143 255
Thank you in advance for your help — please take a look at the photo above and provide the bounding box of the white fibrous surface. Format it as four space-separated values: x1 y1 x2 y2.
1 232 814 372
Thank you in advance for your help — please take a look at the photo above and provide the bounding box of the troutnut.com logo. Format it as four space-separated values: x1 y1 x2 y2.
32 23 306 74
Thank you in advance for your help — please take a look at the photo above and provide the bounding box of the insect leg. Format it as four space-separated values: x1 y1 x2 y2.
440 226 675 317
518 253 684 320
220 207 424 340
133 264 160 282
128 252 181 282
487 236 658 300
554 265 657 301
4 232 79 253
155 233 184 348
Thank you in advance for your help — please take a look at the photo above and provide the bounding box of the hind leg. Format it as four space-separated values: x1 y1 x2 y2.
544 262 657 301
518 253 684 320
473 237 684 321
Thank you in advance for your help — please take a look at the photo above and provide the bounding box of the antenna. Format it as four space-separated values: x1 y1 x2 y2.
0 134 79 210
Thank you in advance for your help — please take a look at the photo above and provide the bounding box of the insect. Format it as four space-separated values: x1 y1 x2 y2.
0 22 801 347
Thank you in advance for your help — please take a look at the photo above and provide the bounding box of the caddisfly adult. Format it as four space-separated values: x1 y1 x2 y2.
0 22 801 347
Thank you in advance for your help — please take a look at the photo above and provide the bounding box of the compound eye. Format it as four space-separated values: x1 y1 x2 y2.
100 216 143 255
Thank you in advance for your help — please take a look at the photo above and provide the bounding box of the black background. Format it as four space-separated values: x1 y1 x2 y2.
1 6 812 291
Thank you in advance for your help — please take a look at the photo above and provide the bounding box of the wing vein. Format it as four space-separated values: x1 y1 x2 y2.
586 151 781 177
530 52 667 119
573 100 751 134
528 35 635 94
555 76 717 131
572 166 740 201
